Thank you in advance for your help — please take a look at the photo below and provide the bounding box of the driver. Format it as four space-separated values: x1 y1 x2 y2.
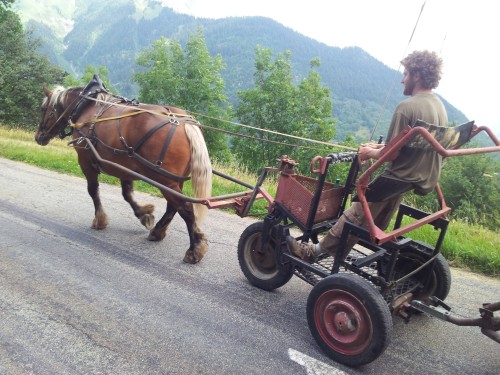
287 50 449 262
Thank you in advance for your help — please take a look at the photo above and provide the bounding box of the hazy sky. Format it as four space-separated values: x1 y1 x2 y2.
163 0 500 136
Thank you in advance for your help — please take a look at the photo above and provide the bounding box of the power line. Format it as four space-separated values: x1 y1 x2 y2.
369 1 427 141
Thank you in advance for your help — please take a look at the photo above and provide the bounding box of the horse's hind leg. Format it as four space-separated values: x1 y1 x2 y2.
121 180 155 230
148 199 206 263
148 202 177 241
177 202 207 264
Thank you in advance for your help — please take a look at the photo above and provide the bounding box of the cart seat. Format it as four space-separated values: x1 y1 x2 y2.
408 120 475 150
353 120 476 203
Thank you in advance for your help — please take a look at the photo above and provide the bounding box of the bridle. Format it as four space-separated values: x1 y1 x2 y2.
41 89 83 139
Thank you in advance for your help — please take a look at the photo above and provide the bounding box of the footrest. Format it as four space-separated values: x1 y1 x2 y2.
393 237 413 248
351 249 386 268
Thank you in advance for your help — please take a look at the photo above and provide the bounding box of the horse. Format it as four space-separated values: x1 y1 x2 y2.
35 76 212 264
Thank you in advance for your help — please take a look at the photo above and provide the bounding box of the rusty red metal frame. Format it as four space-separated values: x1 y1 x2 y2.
411 300 500 344
356 125 500 244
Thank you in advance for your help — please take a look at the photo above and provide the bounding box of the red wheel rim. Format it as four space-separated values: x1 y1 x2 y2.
314 289 373 355
249 235 274 270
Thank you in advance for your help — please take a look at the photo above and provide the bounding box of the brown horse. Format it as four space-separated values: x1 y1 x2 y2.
35 79 212 263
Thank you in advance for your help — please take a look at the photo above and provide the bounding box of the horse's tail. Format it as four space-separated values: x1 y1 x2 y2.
184 122 212 222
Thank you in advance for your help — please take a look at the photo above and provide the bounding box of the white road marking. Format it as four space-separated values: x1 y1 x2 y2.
288 348 349 375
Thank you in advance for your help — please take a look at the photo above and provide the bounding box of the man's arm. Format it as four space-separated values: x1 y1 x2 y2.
358 142 384 161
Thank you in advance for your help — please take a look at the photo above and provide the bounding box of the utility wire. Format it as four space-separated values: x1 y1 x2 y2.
369 1 427 141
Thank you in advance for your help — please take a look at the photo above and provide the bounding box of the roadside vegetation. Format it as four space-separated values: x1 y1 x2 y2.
1 126 498 276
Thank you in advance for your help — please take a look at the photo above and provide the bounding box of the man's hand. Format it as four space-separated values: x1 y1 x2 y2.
358 142 384 162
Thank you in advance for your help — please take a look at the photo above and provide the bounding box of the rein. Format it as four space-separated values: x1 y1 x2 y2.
82 95 357 152
70 110 149 128
75 95 196 124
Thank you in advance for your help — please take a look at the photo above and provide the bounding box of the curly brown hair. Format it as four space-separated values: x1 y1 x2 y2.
401 50 443 89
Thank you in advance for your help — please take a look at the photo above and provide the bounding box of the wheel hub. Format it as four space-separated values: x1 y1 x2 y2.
332 311 356 334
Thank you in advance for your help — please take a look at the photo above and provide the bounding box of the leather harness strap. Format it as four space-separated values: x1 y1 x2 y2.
156 120 179 167
73 109 189 182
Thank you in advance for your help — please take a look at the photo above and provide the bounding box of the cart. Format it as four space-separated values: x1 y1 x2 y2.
233 120 500 366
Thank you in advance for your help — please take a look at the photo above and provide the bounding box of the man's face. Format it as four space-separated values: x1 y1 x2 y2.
401 69 416 96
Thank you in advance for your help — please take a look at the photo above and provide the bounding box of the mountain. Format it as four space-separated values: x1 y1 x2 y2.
15 0 468 142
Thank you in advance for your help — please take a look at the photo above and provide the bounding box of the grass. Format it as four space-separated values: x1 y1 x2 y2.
394 215 499 277
1 125 498 276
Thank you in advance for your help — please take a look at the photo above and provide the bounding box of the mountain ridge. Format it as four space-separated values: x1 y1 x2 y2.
15 0 468 142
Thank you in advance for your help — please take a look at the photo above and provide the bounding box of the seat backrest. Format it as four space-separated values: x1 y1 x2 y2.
407 120 475 150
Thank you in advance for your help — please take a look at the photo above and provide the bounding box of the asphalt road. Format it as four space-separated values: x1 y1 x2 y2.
0 157 499 375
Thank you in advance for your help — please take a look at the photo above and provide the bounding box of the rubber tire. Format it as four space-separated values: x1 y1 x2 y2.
307 274 393 367
395 251 451 302
237 221 293 291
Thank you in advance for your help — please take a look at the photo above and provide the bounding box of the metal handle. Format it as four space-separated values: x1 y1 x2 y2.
310 156 323 174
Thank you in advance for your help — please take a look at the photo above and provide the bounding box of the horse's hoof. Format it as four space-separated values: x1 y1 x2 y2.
91 219 108 230
147 233 159 241
183 252 200 264
182 241 207 264
92 213 108 229
147 230 165 241
140 214 155 230
143 204 155 215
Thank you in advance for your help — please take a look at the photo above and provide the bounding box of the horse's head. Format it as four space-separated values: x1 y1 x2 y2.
35 86 76 145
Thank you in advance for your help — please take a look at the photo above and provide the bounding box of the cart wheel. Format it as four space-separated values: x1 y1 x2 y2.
238 221 293 291
307 274 392 367
395 252 451 302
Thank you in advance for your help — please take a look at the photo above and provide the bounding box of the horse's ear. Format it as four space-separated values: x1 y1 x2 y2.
43 86 52 97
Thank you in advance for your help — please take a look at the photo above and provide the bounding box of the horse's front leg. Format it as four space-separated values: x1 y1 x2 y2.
82 166 108 230
121 179 155 229
177 202 207 264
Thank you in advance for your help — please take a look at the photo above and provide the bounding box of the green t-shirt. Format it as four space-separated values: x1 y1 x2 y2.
384 93 448 195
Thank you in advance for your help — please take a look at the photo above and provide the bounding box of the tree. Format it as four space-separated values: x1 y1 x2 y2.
133 29 232 161
133 36 184 105
63 65 113 90
440 153 500 229
0 6 65 128
0 0 14 15
233 47 299 172
233 47 336 173
294 57 337 166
